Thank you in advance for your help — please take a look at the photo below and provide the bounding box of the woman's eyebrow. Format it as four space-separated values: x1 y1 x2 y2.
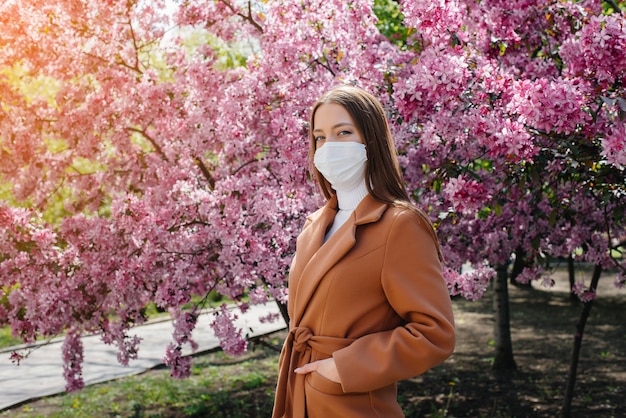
312 122 354 133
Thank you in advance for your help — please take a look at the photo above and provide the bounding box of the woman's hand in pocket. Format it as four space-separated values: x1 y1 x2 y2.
294 358 341 384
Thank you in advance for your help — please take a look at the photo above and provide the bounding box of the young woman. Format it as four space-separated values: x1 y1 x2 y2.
272 85 455 418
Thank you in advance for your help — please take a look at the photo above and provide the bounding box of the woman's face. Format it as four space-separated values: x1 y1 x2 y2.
312 103 364 149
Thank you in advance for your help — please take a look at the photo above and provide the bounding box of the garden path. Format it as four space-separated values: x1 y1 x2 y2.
0 302 285 411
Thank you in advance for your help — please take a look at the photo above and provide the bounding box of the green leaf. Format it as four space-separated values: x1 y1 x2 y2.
549 209 558 228
433 178 443 194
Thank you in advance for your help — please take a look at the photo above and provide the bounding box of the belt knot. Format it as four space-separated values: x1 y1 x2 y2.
291 327 313 352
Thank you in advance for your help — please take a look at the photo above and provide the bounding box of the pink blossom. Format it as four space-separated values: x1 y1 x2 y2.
444 266 494 301
163 344 192 379
444 175 491 215
399 0 464 45
506 78 590 135
211 304 247 357
540 275 556 289
9 351 25 366
487 118 537 162
514 266 543 285
560 15 626 87
615 271 625 289
601 125 626 169
259 312 282 324
572 282 596 303
62 330 85 392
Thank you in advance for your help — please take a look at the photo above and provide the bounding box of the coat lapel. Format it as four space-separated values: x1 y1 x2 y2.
291 194 388 326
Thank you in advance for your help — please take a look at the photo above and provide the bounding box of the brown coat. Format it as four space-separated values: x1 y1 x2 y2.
272 194 455 418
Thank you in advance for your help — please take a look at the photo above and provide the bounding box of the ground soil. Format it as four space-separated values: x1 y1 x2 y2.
408 266 625 418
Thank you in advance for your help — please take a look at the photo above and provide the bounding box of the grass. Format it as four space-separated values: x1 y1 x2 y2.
0 326 21 349
3 344 281 418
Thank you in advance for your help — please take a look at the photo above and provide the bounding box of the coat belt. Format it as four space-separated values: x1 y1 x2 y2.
272 326 355 418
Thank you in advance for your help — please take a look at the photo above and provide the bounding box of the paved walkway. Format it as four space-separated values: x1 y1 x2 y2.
0 302 286 411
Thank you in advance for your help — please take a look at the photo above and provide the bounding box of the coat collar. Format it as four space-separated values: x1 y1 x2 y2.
290 194 388 326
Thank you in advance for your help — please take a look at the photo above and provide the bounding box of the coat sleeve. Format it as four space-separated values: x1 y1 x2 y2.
332 208 455 393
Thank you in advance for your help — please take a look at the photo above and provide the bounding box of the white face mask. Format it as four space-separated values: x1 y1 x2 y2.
314 142 368 191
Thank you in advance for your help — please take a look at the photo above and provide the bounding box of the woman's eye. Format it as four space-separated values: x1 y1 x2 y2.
338 130 351 136
314 135 325 142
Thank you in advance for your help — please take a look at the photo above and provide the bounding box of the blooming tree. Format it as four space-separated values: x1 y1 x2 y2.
0 0 624 408
388 1 625 414
391 0 625 291
0 0 403 390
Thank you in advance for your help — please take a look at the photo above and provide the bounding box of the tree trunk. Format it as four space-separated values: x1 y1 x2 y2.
276 299 289 327
567 255 578 302
492 263 517 370
510 247 531 288
560 264 602 418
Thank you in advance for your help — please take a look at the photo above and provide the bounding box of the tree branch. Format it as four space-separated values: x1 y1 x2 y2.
249 334 283 352
126 126 169 162
313 56 336 77
232 158 259 175
605 0 622 14
126 16 143 73
194 155 215 191
221 0 264 33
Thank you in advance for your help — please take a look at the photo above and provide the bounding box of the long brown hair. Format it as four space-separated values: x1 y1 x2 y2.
308 85 443 260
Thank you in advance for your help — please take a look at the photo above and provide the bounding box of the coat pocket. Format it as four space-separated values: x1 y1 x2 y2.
307 371 346 396
305 373 380 418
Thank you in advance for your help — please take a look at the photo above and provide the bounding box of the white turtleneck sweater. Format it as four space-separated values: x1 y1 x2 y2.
324 178 369 242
